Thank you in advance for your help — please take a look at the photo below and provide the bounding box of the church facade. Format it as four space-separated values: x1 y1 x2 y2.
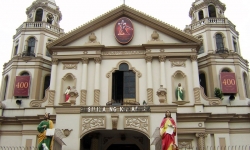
0 0 250 150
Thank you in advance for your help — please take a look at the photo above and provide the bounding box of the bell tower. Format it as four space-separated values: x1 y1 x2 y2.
184 0 249 101
0 0 64 107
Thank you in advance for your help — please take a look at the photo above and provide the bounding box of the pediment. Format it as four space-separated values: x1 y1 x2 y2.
47 5 201 49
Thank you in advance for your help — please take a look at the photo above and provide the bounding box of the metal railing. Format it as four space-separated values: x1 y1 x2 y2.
215 47 229 54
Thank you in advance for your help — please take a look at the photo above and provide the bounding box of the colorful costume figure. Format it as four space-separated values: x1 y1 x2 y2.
65 86 71 102
37 113 54 150
160 116 176 150
175 83 184 101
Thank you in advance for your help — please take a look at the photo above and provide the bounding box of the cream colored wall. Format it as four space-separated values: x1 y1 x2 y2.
67 19 181 47
205 123 229 128
214 134 230 147
0 136 22 146
230 134 250 146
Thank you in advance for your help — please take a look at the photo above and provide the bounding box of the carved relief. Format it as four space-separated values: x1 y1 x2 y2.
160 49 165 52
62 62 79 70
80 90 87 106
193 87 201 103
47 90 55 106
83 51 88 54
158 55 166 62
178 139 193 149
145 56 152 63
94 57 102 64
147 88 153 104
85 33 100 45
52 52 57 55
52 58 58 65
102 51 145 55
124 116 149 136
106 60 142 78
148 30 163 43
81 117 105 133
196 133 208 150
146 49 151 53
62 73 76 80
30 87 50 107
169 59 187 67
94 89 100 105
190 55 198 61
81 58 89 64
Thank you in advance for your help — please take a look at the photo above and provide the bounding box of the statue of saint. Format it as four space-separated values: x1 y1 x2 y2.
65 86 71 102
160 110 177 150
37 113 54 150
175 83 184 101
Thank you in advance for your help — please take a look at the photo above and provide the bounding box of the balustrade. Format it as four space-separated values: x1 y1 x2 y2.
189 18 236 30
14 22 64 37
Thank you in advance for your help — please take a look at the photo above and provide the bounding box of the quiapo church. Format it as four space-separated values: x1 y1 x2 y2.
0 0 250 150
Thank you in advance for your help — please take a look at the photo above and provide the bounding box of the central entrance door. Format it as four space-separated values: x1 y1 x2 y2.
80 130 149 150
107 144 139 150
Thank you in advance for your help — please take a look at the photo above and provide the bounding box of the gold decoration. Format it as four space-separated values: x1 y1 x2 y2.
94 89 100 106
158 55 166 62
82 117 105 133
47 90 55 106
147 88 153 104
193 87 201 103
145 56 152 63
80 90 87 106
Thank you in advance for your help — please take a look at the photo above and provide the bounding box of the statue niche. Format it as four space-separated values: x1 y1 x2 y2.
171 71 189 105
60 73 77 105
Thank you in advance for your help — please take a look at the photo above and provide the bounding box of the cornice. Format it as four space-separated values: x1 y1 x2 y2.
0 115 56 125
142 43 200 49
49 45 105 53
177 113 211 122
47 5 201 49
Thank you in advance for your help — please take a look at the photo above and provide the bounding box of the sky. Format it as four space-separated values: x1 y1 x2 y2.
0 0 249 84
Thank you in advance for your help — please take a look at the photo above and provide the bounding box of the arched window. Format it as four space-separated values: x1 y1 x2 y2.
232 36 238 52
208 5 216 17
243 73 249 98
216 33 224 50
199 73 207 96
26 37 36 56
43 75 50 98
35 9 43 22
21 72 30 76
3 76 9 100
198 10 204 20
221 68 230 72
112 63 135 105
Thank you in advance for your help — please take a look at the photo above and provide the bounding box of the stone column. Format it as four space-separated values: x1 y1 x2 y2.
80 58 89 105
47 58 58 106
191 55 201 104
145 56 153 104
159 55 166 88
196 133 208 150
93 57 101 106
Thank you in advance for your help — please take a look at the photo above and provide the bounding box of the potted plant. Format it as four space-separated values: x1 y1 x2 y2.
214 87 224 100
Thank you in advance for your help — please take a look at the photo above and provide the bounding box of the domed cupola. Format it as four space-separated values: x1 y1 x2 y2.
189 0 226 23
25 0 62 27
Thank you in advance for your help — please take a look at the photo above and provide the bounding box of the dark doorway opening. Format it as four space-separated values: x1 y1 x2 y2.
112 70 135 105
107 144 140 150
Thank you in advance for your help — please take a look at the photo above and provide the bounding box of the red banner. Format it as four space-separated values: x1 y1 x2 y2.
220 72 237 93
14 76 30 96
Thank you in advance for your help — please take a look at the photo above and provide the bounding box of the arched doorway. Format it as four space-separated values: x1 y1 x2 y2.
80 130 150 150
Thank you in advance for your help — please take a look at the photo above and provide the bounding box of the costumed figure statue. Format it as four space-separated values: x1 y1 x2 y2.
175 83 184 101
37 113 54 150
65 86 71 102
160 110 177 150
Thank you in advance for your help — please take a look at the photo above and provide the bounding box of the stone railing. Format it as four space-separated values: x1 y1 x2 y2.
189 18 236 31
14 22 64 38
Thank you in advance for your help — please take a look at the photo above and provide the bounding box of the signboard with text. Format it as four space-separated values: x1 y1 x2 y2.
14 76 30 96
220 72 237 93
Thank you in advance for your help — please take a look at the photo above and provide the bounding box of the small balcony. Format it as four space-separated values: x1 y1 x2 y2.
215 47 229 54
14 22 64 38
22 51 35 57
188 18 237 32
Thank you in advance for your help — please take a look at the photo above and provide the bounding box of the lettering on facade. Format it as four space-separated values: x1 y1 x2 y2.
80 106 150 113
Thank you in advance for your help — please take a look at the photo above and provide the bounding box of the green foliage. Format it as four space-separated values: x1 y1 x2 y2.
214 87 224 100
